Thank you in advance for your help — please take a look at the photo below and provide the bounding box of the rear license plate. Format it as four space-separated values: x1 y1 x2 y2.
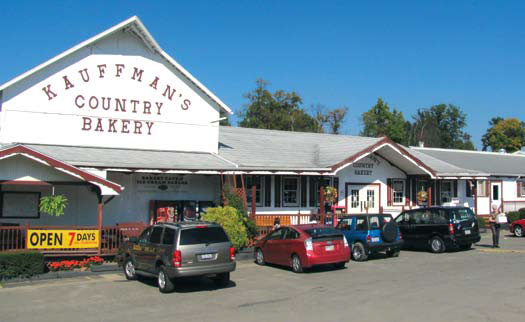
325 245 335 251
371 237 380 242
464 229 471 235
200 253 214 260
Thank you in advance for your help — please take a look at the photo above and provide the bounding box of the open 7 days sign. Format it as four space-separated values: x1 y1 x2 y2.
26 230 99 249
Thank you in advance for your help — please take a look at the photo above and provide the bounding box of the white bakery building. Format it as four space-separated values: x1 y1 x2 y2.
1 17 524 246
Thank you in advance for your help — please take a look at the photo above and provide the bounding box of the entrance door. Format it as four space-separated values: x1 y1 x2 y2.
346 184 380 214
491 181 502 212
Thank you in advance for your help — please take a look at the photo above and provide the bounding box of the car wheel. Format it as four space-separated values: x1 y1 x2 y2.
123 258 137 280
352 242 368 261
430 236 445 253
213 272 230 287
460 243 472 250
334 262 345 269
255 248 265 265
386 249 400 257
158 265 175 293
514 225 523 237
291 254 303 273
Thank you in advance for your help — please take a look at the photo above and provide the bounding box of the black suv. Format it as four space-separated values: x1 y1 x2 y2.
395 206 481 253
119 222 236 293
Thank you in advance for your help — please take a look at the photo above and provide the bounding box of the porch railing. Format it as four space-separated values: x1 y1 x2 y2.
254 213 339 238
503 201 525 212
0 222 148 256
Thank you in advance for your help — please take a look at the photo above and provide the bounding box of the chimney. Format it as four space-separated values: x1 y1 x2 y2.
418 141 424 148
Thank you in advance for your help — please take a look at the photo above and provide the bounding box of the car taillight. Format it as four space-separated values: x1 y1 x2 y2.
343 236 349 248
449 223 455 235
399 232 403 240
196 225 208 228
305 238 313 251
172 250 181 267
367 235 371 243
229 246 235 261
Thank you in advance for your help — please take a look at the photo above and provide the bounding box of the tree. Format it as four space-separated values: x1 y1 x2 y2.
219 109 231 126
313 104 348 134
361 98 408 144
481 117 525 152
239 79 321 133
409 104 474 150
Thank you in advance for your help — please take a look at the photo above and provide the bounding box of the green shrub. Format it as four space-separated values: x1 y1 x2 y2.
507 211 520 224
223 186 258 239
0 251 45 280
518 208 525 219
202 206 249 250
477 216 487 229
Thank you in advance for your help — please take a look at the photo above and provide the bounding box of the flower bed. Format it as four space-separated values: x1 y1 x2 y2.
47 256 104 271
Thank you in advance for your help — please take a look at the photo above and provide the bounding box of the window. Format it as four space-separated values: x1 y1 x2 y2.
519 181 525 197
431 209 448 224
246 175 263 206
452 208 475 222
283 177 299 206
179 227 229 245
162 228 175 245
477 180 488 197
337 218 352 230
266 229 283 240
392 180 404 204
138 227 152 243
355 217 368 231
366 189 375 208
284 228 299 240
466 180 474 198
149 227 163 244
350 189 359 208
1 192 41 218
440 181 453 203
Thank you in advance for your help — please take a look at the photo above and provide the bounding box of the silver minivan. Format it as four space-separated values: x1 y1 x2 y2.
121 222 236 293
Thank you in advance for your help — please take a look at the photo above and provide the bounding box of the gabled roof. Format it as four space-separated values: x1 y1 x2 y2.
0 16 233 115
411 147 525 177
0 145 123 195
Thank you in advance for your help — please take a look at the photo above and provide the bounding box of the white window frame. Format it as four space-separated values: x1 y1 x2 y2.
246 175 264 207
477 180 488 197
282 177 299 207
519 181 525 197
315 177 332 207
392 179 405 205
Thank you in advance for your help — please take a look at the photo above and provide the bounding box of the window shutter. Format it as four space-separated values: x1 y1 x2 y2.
274 176 281 207
411 178 417 205
301 176 307 207
405 180 409 206
466 180 472 198
387 178 393 206
486 180 490 197
436 182 442 205
333 177 339 193
235 176 242 188
518 181 522 198
264 176 271 207
309 177 316 207
453 180 458 198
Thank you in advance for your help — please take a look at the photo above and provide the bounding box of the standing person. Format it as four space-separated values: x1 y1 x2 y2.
489 204 500 248
273 217 280 230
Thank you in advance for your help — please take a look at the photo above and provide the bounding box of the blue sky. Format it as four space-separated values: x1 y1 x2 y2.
1 1 524 148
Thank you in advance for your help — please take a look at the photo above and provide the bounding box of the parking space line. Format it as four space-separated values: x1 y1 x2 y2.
478 248 525 254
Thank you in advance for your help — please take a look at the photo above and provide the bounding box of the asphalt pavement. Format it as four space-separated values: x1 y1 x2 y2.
1 232 524 322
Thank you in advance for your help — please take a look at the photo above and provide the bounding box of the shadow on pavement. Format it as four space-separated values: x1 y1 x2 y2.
126 276 236 293
259 262 348 274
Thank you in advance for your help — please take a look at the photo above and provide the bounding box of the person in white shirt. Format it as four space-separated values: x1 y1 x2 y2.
488 204 501 248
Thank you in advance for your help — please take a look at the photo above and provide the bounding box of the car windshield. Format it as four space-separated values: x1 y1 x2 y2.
452 208 475 222
179 227 229 245
304 227 342 238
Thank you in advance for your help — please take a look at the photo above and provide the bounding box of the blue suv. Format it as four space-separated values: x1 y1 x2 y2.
336 214 403 261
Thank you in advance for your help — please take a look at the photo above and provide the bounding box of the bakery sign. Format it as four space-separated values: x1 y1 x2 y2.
136 174 189 192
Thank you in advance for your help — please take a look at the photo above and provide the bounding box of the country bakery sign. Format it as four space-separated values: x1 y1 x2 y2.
2 54 220 153
41 62 192 136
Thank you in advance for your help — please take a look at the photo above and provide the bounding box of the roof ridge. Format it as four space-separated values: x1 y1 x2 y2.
220 126 382 140
411 146 525 157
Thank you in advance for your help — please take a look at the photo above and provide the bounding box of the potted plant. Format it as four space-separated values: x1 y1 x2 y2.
39 193 68 217
417 190 428 205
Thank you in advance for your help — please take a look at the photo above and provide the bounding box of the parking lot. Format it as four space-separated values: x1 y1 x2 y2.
1 232 524 322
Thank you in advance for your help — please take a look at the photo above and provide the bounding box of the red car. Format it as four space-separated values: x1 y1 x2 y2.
510 219 525 237
254 224 350 273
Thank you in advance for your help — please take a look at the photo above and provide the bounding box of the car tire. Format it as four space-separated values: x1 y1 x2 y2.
514 225 523 237
213 272 230 287
158 265 175 293
334 262 346 269
291 254 303 273
386 249 400 257
429 236 445 253
460 243 472 250
255 248 265 265
123 258 138 280
352 242 368 261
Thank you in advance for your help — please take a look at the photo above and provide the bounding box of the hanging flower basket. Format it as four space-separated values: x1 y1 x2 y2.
39 194 68 217
323 186 338 204
417 190 428 204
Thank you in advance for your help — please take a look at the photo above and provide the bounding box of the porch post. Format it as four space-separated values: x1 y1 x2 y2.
251 185 256 219
427 184 432 207
474 180 478 215
97 193 103 256
320 186 325 223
